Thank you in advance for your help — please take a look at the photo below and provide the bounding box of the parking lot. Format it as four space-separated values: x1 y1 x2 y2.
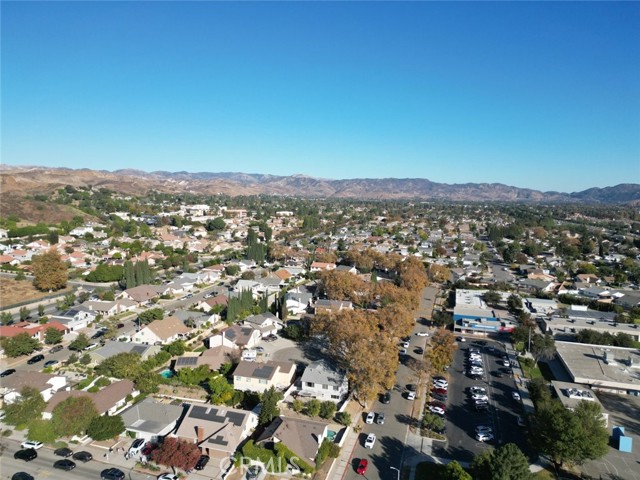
431 337 531 463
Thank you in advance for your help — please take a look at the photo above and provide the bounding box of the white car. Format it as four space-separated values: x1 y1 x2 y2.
475 425 493 434
84 343 99 351
364 433 376 449
470 387 486 394
456 336 466 342
416 332 429 337
502 359 511 367
157 474 179 480
21 440 44 450
128 438 145 456
429 405 445 416
476 433 494 442
406 391 416 400
472 394 488 401
433 380 448 388
512 391 521 401
365 411 375 424
402 341 410 348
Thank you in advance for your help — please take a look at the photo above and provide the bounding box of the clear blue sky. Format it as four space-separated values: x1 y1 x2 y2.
2 1 639 192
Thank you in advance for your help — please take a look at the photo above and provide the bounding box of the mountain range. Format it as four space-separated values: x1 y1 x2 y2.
1 165 639 205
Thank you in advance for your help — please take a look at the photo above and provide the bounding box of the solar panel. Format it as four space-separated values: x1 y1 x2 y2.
176 357 198 367
252 365 275 379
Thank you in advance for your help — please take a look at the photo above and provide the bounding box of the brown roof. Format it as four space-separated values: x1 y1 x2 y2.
1 371 57 393
123 284 162 303
44 380 134 415
256 416 327 462
233 360 295 380
146 316 191 340
273 269 292 280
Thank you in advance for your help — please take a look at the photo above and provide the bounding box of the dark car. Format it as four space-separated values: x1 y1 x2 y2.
117 323 125 329
14 449 37 462
49 345 64 353
27 354 45 364
53 459 76 471
381 391 391 404
195 454 210 470
414 347 424 355
101 468 126 480
432 393 448 402
54 447 73 457
0 368 16 377
406 384 417 392
44 360 60 368
12 473 34 480
73 450 93 462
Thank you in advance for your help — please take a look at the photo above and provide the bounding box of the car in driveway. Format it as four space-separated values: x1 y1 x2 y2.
54 447 73 457
14 449 38 462
73 451 93 462
365 411 375 424
21 440 43 450
476 432 494 442
356 458 368 475
53 459 76 471
128 438 145 456
101 468 126 480
27 354 45 364
195 454 210 470
364 433 376 448
0 368 16 377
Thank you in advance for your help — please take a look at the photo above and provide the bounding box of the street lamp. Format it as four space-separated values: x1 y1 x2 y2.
390 466 400 480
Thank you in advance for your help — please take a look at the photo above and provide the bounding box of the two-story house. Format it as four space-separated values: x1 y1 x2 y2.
132 316 192 345
233 360 296 393
298 360 348 403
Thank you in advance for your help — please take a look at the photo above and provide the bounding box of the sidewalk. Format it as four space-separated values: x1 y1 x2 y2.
325 400 363 480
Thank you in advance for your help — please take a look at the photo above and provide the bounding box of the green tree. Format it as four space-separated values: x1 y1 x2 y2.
444 460 472 480
482 290 502 307
335 411 352 426
95 352 143 379
0 311 13 325
208 374 235 405
422 413 445 432
507 294 523 314
80 353 92 365
138 307 164 325
163 340 186 357
19 307 30 321
206 217 226 231
27 418 57 443
258 387 282 426
52 396 98 437
176 365 213 386
531 334 556 364
44 327 63 345
291 399 304 413
305 399 321 417
86 415 125 440
490 443 532 480
38 304 45 317
1 332 41 357
319 401 337 420
69 333 90 351
4 387 46 426
32 248 68 291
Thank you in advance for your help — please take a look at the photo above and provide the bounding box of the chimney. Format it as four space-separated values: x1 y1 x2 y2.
196 425 205 445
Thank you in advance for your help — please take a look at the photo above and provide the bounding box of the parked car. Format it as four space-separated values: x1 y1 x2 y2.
364 433 376 449
365 411 375 424
101 468 126 480
381 391 391 404
406 391 416 400
475 425 493 434
357 458 368 475
475 403 489 411
49 345 63 353
429 405 445 416
11 473 34 480
157 474 179 480
195 454 210 470
245 465 264 480
73 451 93 462
14 449 38 462
469 386 486 394
0 368 16 377
44 360 60 368
84 343 99 351
476 433 494 442
53 459 76 471
376 413 385 425
416 332 429 337
54 447 73 457
401 341 410 348
27 354 44 364
21 440 43 450
457 336 466 342
512 391 521 401
432 387 448 395
432 393 448 402
128 438 145 456
415 347 424 355
472 394 488 401
117 323 125 329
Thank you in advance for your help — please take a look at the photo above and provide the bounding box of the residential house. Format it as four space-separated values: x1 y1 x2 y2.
120 284 163 305
310 262 336 272
89 341 160 364
232 280 261 298
242 313 282 338
43 380 136 419
256 416 328 467
82 299 138 317
255 276 284 295
298 360 348 403
132 316 192 345
195 295 228 315
49 306 98 331
180 270 220 285
174 346 239 372
172 309 217 328
1 372 67 404
120 397 185 442
313 299 354 314
233 360 296 393
174 404 258 458
335 265 357 275
208 325 261 350
285 290 313 315
0 322 68 343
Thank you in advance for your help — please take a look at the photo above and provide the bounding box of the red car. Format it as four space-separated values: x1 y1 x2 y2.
432 387 448 395
357 458 368 475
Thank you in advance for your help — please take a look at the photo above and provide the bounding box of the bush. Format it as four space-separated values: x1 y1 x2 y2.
315 438 340 468
291 399 304 413
335 411 352 426
305 399 321 417
319 401 336 419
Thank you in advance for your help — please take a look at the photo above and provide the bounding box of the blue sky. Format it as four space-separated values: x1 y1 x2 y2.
2 1 639 192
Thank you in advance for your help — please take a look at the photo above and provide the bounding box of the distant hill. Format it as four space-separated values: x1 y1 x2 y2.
1 165 639 206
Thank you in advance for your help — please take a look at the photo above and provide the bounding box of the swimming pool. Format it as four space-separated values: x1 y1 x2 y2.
159 369 174 379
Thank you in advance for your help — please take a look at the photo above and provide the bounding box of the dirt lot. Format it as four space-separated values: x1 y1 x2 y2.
0 277 72 308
